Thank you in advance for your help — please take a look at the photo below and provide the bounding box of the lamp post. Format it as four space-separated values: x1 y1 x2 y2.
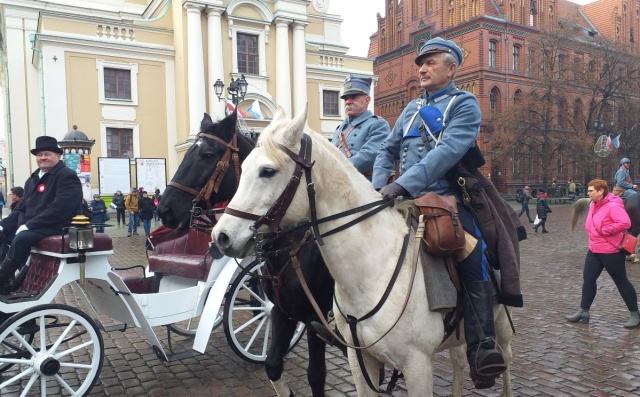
213 74 248 111
589 118 615 179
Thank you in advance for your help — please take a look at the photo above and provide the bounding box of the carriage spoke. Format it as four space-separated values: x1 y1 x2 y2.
48 319 78 353
233 312 265 333
240 283 268 305
243 315 267 351
18 373 38 397
55 372 78 395
1 367 35 390
55 340 94 360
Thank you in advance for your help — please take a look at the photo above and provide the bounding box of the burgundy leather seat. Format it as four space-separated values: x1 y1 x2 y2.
35 233 113 253
148 228 213 280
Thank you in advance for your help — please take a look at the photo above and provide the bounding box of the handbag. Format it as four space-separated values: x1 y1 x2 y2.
533 215 540 225
414 192 466 256
619 232 638 255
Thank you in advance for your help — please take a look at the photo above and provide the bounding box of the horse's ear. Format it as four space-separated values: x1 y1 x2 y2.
272 106 286 122
219 110 238 137
200 113 214 132
283 103 308 146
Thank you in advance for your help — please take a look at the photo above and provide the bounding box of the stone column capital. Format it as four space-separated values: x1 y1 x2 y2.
183 1 205 12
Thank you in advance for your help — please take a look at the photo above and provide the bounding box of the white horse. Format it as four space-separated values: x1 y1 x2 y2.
212 106 514 397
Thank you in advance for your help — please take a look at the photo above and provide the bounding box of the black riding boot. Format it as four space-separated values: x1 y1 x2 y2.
463 281 506 389
0 257 19 295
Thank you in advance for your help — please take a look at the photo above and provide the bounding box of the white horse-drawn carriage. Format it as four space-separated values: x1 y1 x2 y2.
0 219 304 396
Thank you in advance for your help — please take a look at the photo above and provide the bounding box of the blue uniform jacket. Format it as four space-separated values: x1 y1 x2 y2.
615 167 634 189
372 83 481 197
331 110 390 175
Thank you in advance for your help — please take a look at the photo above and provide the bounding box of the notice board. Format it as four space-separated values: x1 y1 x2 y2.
135 158 167 194
98 158 132 195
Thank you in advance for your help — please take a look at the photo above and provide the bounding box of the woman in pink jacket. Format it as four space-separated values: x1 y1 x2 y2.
566 179 640 328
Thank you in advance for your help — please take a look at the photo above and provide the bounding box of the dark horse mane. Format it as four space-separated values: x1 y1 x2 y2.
157 111 337 397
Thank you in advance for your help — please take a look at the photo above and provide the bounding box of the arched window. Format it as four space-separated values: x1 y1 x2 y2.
489 87 501 119
514 89 523 104
557 99 568 129
573 99 583 127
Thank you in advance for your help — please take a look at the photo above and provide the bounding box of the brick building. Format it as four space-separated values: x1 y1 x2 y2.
371 0 640 193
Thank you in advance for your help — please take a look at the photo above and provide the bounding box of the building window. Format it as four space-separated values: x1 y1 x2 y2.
96 60 138 105
527 48 534 74
558 54 566 78
104 68 131 100
106 128 133 158
512 45 521 71
237 33 259 75
489 87 500 119
322 90 340 117
514 89 522 104
573 57 582 81
489 40 497 68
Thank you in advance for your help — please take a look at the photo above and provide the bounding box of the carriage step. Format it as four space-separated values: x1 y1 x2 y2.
102 323 128 332
163 349 201 362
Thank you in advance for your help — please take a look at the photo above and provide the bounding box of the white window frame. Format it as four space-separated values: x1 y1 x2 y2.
100 121 140 160
229 23 268 77
489 40 497 68
318 85 343 120
97 59 139 106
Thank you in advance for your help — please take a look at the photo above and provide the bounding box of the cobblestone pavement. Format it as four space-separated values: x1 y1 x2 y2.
2 203 640 396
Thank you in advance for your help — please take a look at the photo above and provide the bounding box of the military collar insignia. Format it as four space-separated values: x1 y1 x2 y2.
37 184 46 193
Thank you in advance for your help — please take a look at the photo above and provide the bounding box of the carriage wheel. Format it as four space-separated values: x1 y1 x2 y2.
223 259 305 364
0 316 35 373
0 304 104 396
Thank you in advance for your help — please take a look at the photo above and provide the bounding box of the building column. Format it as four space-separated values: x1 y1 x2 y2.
185 2 206 137
275 18 292 117
207 7 226 120
292 21 307 117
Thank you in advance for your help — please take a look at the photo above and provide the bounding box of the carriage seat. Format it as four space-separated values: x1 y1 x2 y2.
148 228 213 280
34 233 113 253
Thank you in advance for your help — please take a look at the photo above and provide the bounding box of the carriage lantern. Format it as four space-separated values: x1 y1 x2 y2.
69 215 94 285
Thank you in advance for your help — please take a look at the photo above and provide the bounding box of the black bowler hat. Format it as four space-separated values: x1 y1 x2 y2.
31 136 63 155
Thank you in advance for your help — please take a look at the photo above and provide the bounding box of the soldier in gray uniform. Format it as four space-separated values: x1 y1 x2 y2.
372 38 506 389
615 157 637 198
331 76 389 179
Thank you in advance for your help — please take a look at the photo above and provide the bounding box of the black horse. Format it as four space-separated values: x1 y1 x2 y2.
157 112 335 396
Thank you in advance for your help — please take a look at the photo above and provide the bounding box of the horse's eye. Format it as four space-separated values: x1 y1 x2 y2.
202 153 214 160
259 167 277 178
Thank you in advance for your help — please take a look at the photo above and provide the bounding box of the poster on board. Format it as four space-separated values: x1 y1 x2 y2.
98 158 132 195
135 158 167 194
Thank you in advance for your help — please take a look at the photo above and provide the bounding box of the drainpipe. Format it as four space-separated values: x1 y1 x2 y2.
29 33 46 136
0 39 14 187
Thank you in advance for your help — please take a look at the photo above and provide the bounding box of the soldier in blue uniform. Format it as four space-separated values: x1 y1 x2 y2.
331 75 389 179
615 157 637 198
372 38 506 389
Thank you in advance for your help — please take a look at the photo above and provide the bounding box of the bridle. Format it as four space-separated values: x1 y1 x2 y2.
167 132 240 231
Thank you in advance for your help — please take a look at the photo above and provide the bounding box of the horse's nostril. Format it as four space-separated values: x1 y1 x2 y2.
217 232 231 249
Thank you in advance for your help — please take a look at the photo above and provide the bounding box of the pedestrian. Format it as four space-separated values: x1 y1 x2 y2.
568 179 576 199
615 157 638 199
0 136 82 294
566 179 640 328
331 75 390 179
0 190 5 219
88 194 107 233
517 185 534 223
153 188 162 222
138 191 155 237
125 186 140 237
533 188 552 233
370 37 507 389
9 187 23 212
112 190 126 226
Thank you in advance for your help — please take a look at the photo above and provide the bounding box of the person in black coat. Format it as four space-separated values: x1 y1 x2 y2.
0 136 82 294
88 194 107 233
534 189 553 234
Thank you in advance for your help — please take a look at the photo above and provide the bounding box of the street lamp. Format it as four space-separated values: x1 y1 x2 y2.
213 74 248 107
590 118 616 179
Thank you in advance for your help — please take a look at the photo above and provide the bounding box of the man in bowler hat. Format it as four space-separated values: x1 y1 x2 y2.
372 37 507 389
331 75 389 179
0 136 82 294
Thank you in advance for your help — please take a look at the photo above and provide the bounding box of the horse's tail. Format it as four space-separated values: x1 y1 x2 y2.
571 198 591 232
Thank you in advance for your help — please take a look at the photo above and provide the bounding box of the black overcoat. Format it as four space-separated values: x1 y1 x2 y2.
0 161 82 236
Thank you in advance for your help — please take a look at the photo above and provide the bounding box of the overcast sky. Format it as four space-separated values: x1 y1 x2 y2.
328 0 596 58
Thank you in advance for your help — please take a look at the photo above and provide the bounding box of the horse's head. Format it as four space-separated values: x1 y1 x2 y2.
158 111 252 229
213 105 311 257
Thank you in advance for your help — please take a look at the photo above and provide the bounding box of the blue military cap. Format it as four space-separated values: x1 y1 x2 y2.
341 75 372 98
415 37 464 66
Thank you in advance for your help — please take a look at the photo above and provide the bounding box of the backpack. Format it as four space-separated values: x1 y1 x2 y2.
516 189 524 203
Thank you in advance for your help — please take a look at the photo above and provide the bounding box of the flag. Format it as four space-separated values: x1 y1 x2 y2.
247 100 264 120
606 135 613 149
612 134 621 149
226 102 246 118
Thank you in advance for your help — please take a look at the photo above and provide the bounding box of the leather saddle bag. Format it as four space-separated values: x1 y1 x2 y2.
414 192 466 256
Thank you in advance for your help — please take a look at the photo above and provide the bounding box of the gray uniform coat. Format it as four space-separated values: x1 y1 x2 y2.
331 110 389 175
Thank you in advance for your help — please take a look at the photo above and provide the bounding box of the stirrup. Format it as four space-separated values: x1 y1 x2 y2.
310 321 336 346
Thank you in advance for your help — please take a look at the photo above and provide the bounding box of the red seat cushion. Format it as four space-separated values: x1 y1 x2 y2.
18 253 61 293
148 228 213 280
35 233 113 253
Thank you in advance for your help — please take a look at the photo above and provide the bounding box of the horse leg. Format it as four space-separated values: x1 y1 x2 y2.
265 307 297 397
346 349 383 397
449 345 466 397
400 350 434 396
305 326 327 397
494 306 514 397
